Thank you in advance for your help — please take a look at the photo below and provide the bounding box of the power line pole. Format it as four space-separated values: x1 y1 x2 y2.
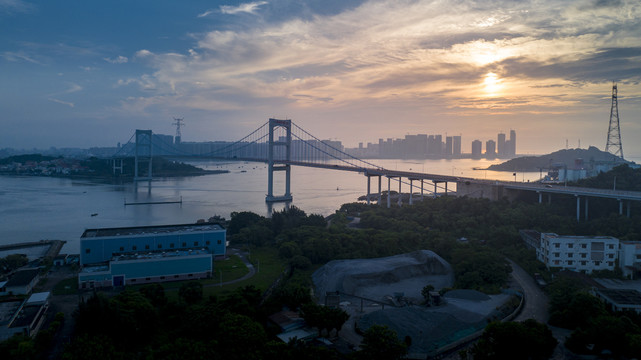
605 83 624 160
172 117 184 144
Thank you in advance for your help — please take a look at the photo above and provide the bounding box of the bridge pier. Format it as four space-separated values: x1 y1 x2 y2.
585 197 589 221
421 180 424 200
397 178 402 206
619 199 623 215
378 175 382 205
266 119 293 203
387 176 391 208
134 129 153 181
576 196 580 222
366 176 371 205
409 179 413 205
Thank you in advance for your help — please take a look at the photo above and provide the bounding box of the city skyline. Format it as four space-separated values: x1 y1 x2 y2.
2 1 641 157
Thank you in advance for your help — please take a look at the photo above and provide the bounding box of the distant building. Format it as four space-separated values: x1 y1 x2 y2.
471 140 482 158
485 140 496 158
536 233 618 273
0 292 50 341
452 136 462 157
78 223 226 289
594 288 641 314
445 136 453 156
497 133 506 157
619 241 641 278
509 130 517 156
4 268 40 295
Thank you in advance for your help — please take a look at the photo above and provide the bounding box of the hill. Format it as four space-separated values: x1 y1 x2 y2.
486 146 632 172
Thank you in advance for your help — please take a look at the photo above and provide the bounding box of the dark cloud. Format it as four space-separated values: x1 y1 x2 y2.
499 47 641 83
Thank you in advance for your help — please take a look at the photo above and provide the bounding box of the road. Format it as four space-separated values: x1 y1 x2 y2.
507 259 549 323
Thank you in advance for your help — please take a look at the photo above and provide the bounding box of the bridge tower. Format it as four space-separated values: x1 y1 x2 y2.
266 118 293 203
605 83 624 160
134 129 153 181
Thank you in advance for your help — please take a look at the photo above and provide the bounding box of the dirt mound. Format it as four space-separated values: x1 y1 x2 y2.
312 250 454 303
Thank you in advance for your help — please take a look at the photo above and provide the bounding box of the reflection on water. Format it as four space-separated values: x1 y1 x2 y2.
0 158 540 253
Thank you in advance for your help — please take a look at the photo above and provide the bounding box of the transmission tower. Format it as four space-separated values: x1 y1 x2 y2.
605 83 624 160
172 117 184 144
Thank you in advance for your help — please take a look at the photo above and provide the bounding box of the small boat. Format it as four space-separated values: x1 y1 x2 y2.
336 187 340 191
91 213 98 217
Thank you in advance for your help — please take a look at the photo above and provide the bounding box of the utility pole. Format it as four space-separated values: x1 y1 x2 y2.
173 117 184 144
605 83 624 160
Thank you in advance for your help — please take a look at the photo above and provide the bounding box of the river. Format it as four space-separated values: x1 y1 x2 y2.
0 158 545 253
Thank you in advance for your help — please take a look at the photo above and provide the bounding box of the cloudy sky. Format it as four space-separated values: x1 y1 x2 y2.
1 0 640 157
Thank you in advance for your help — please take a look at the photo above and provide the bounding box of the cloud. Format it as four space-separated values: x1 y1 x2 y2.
48 98 74 108
197 9 215 18
0 0 35 14
1 50 40 64
125 0 641 118
104 55 128 64
220 1 268 15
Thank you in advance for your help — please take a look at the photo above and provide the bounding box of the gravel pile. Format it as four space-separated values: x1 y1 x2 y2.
312 250 454 303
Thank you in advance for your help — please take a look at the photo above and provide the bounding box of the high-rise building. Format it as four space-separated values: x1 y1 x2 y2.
497 133 506 157
445 136 453 156
471 140 482 158
486 139 496 158
452 136 462 157
509 130 516 156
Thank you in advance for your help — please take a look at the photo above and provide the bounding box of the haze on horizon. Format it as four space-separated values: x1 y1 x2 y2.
1 0 640 157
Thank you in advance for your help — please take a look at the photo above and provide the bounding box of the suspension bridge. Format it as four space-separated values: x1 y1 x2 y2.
111 118 641 219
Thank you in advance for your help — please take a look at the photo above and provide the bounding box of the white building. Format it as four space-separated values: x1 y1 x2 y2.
536 233 619 273
618 241 641 278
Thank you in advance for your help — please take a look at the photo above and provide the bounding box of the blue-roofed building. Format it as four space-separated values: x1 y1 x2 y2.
78 223 226 289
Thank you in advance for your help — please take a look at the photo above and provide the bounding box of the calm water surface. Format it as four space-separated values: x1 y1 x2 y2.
0 158 543 253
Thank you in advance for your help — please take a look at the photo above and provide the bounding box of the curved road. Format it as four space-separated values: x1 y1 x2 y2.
507 259 549 323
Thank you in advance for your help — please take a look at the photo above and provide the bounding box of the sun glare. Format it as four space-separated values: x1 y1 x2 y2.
483 72 503 96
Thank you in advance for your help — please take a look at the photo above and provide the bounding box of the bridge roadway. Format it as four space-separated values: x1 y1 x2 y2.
164 156 641 217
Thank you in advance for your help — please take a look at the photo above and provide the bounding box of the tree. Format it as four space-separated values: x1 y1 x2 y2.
471 320 557 360
358 325 407 360
179 281 203 305
139 283 167 307
421 284 435 304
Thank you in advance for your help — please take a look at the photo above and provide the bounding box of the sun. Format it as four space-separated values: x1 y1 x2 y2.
483 72 503 97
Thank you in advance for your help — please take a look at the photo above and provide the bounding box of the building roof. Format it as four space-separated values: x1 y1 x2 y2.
0 300 23 326
5 269 40 287
27 292 50 305
81 223 224 238
542 233 618 241
596 288 641 306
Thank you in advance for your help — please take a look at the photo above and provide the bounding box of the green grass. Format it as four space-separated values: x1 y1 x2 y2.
52 277 78 295
203 254 249 285
201 247 286 298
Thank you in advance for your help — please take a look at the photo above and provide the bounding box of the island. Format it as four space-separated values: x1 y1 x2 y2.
0 154 228 180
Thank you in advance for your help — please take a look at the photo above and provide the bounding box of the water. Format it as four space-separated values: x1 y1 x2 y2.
0 158 541 253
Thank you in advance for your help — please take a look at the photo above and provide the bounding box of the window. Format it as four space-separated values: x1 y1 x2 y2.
206 241 210 245
568 243 574 248
608 262 614 266
553 252 560 258
188 274 193 277
130 279 136 283
145 277 150 281
553 260 560 265
581 253 587 258
608 244 615 249
85 248 91 254
132 246 137 251
608 254 614 259
581 244 587 249
194 242 198 246
580 261 587 266
145 245 150 250
170 243 175 248
160 276 165 280
158 244 162 249
182 242 187 247
554 243 560 248
174 275 179 278
567 253 573 258
217 240 222 245
567 260 574 265
119 246 124 252
594 261 601 266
